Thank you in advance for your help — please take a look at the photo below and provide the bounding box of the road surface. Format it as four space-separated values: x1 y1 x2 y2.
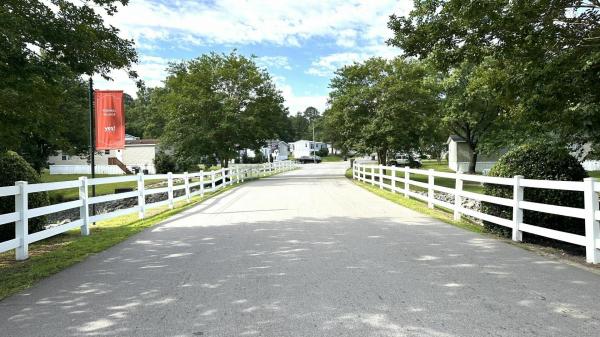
1 162 600 336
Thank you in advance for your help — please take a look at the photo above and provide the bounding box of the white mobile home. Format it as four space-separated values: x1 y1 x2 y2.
289 140 328 159
48 139 159 174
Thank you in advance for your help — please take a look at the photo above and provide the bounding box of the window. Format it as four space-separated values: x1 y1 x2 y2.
61 155 69 161
104 150 110 155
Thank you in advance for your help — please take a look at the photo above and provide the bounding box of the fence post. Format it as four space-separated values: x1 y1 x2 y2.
453 171 463 220
370 166 375 186
79 177 90 236
512 175 524 242
221 168 226 187
15 181 28 260
200 171 205 197
137 173 145 219
167 172 174 209
184 172 190 203
584 178 599 263
428 169 435 209
404 166 409 198
211 171 216 190
379 165 384 189
361 165 365 181
391 167 397 193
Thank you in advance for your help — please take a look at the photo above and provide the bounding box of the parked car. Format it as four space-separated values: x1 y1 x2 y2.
298 155 321 164
387 155 421 168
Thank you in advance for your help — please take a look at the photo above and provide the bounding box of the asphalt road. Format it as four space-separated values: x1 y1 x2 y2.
1 162 600 337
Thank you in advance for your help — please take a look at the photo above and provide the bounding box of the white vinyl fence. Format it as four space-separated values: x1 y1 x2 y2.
353 162 600 264
0 161 295 260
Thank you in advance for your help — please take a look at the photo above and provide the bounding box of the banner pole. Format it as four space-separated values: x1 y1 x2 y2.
88 77 96 218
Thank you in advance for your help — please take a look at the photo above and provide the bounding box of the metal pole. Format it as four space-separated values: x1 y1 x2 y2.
312 121 316 163
88 78 96 217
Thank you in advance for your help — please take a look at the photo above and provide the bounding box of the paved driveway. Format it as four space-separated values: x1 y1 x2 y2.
1 162 600 336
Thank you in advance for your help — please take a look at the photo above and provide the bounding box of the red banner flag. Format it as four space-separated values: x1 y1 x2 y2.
94 90 125 150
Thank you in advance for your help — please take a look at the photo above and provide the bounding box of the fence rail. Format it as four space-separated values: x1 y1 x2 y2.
353 162 600 264
0 161 295 260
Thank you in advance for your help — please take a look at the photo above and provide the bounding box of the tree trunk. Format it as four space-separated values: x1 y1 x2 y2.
221 157 229 168
377 149 387 166
468 150 478 174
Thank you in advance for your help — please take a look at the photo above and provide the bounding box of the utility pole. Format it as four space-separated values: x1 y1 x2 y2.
312 120 316 163
88 78 96 217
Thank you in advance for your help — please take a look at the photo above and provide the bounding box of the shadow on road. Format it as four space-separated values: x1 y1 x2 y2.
2 214 599 337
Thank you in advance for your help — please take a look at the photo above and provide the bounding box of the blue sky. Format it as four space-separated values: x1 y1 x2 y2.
95 0 413 114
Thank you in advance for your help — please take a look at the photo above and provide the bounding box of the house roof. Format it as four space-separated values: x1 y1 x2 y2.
447 135 466 144
126 139 158 145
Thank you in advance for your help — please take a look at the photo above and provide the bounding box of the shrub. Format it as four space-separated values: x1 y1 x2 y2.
0 151 49 241
317 148 329 157
154 150 177 174
481 144 588 240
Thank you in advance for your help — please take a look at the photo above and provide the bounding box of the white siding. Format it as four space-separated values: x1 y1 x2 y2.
49 165 125 175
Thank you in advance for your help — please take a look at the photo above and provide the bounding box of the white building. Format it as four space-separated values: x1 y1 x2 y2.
48 139 159 175
240 140 289 162
289 140 328 159
262 140 289 161
446 135 502 172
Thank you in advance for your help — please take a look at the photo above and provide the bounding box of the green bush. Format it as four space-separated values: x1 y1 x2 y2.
0 151 49 241
154 150 177 174
317 148 329 157
481 144 588 240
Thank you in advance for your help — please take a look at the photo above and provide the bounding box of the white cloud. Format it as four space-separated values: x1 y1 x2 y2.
93 55 174 97
273 77 327 114
255 56 292 70
306 45 402 77
104 0 413 49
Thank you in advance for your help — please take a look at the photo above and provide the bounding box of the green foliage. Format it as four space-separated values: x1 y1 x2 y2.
0 151 49 240
388 0 600 152
316 148 329 157
154 151 177 174
157 52 288 168
482 144 588 239
286 107 325 142
0 1 137 169
440 59 509 173
125 86 168 138
324 57 439 165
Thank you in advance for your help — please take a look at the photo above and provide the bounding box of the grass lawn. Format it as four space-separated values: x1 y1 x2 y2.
345 168 483 233
321 155 346 162
363 160 485 194
0 169 290 300
41 173 161 202
588 171 600 179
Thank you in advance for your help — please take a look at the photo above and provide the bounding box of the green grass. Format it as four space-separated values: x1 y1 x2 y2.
41 173 161 202
0 170 291 300
588 171 600 179
321 155 345 162
348 172 483 233
364 160 485 194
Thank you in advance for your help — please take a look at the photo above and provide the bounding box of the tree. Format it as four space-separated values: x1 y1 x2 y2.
286 107 326 142
0 0 137 168
159 52 289 168
125 86 168 139
388 0 600 150
325 57 438 165
440 59 508 173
